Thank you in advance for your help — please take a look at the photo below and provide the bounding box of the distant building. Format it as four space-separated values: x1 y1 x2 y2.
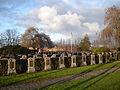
39 46 77 52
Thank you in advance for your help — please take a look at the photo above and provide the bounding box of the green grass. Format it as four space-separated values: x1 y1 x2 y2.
42 67 120 90
0 61 120 87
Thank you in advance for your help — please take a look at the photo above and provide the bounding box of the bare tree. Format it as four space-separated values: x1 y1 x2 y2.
0 29 20 46
21 27 54 49
100 5 120 47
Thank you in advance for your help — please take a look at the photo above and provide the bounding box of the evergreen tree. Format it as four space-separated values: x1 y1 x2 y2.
77 34 91 51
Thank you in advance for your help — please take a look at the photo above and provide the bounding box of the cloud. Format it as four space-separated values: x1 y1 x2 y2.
16 5 102 41
83 22 100 32
1 0 119 41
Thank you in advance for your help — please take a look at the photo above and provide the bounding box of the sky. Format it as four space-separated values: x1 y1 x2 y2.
0 0 120 42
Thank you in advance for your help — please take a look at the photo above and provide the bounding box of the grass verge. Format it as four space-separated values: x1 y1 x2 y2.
0 61 120 87
42 67 120 90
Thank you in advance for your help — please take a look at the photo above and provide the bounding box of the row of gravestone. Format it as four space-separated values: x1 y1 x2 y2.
0 52 120 75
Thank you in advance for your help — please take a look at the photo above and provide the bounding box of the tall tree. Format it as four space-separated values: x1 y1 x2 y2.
21 27 54 49
0 29 20 47
100 5 120 47
77 34 91 51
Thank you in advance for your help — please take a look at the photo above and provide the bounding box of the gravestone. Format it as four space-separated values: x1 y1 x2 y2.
43 54 47 58
51 54 56 58
20 55 27 60
105 52 110 63
27 58 35 73
68 53 72 57
91 54 96 65
98 53 103 64
81 53 87 66
7 58 16 74
33 55 42 59
44 57 51 70
71 55 77 67
59 56 65 69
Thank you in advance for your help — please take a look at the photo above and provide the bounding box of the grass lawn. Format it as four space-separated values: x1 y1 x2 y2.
42 67 120 90
0 61 120 87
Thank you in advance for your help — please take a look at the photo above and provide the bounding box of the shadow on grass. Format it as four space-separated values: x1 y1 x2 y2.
41 64 105 89
64 63 120 90
0 69 65 87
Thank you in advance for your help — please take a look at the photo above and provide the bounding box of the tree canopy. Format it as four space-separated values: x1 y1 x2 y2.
100 5 120 47
77 34 91 51
0 29 20 47
21 27 54 49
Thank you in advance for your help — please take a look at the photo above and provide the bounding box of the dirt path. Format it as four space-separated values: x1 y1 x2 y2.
1 66 120 90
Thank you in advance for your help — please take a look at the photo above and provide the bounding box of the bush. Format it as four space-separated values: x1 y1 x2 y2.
86 55 91 65
16 60 28 74
51 58 59 70
35 58 44 71
92 47 110 53
95 54 99 64
76 56 82 67
0 60 8 76
0 45 31 55
64 57 71 68
117 47 120 51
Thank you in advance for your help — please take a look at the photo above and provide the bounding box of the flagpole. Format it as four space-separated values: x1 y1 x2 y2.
71 32 72 52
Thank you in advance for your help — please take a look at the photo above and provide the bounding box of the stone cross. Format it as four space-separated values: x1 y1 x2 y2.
71 55 77 67
59 56 65 69
7 58 16 74
27 58 35 73
44 57 51 70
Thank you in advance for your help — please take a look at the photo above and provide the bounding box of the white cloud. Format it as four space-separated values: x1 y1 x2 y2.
83 22 100 32
16 5 102 41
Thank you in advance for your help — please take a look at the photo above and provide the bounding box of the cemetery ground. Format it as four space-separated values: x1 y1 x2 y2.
0 61 120 90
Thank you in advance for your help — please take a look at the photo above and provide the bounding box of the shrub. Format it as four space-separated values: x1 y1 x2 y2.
117 47 120 51
92 47 110 53
35 58 44 71
86 55 91 65
76 56 82 67
16 60 28 74
0 60 8 76
0 45 31 55
51 58 59 70
64 57 71 68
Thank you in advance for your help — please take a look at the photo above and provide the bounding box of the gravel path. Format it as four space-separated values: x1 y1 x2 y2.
1 65 120 90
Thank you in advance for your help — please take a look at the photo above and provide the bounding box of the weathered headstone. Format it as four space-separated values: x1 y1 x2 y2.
105 52 110 63
98 53 103 64
20 55 27 60
27 58 35 73
81 53 87 66
71 55 77 67
44 57 51 70
7 58 16 74
51 54 56 58
91 54 96 65
59 56 65 69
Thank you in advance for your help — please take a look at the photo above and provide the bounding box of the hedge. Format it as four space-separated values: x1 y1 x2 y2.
0 60 8 76
51 58 59 70
35 58 44 71
64 57 71 68
16 59 28 74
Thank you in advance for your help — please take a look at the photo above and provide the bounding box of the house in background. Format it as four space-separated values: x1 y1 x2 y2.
39 46 77 52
